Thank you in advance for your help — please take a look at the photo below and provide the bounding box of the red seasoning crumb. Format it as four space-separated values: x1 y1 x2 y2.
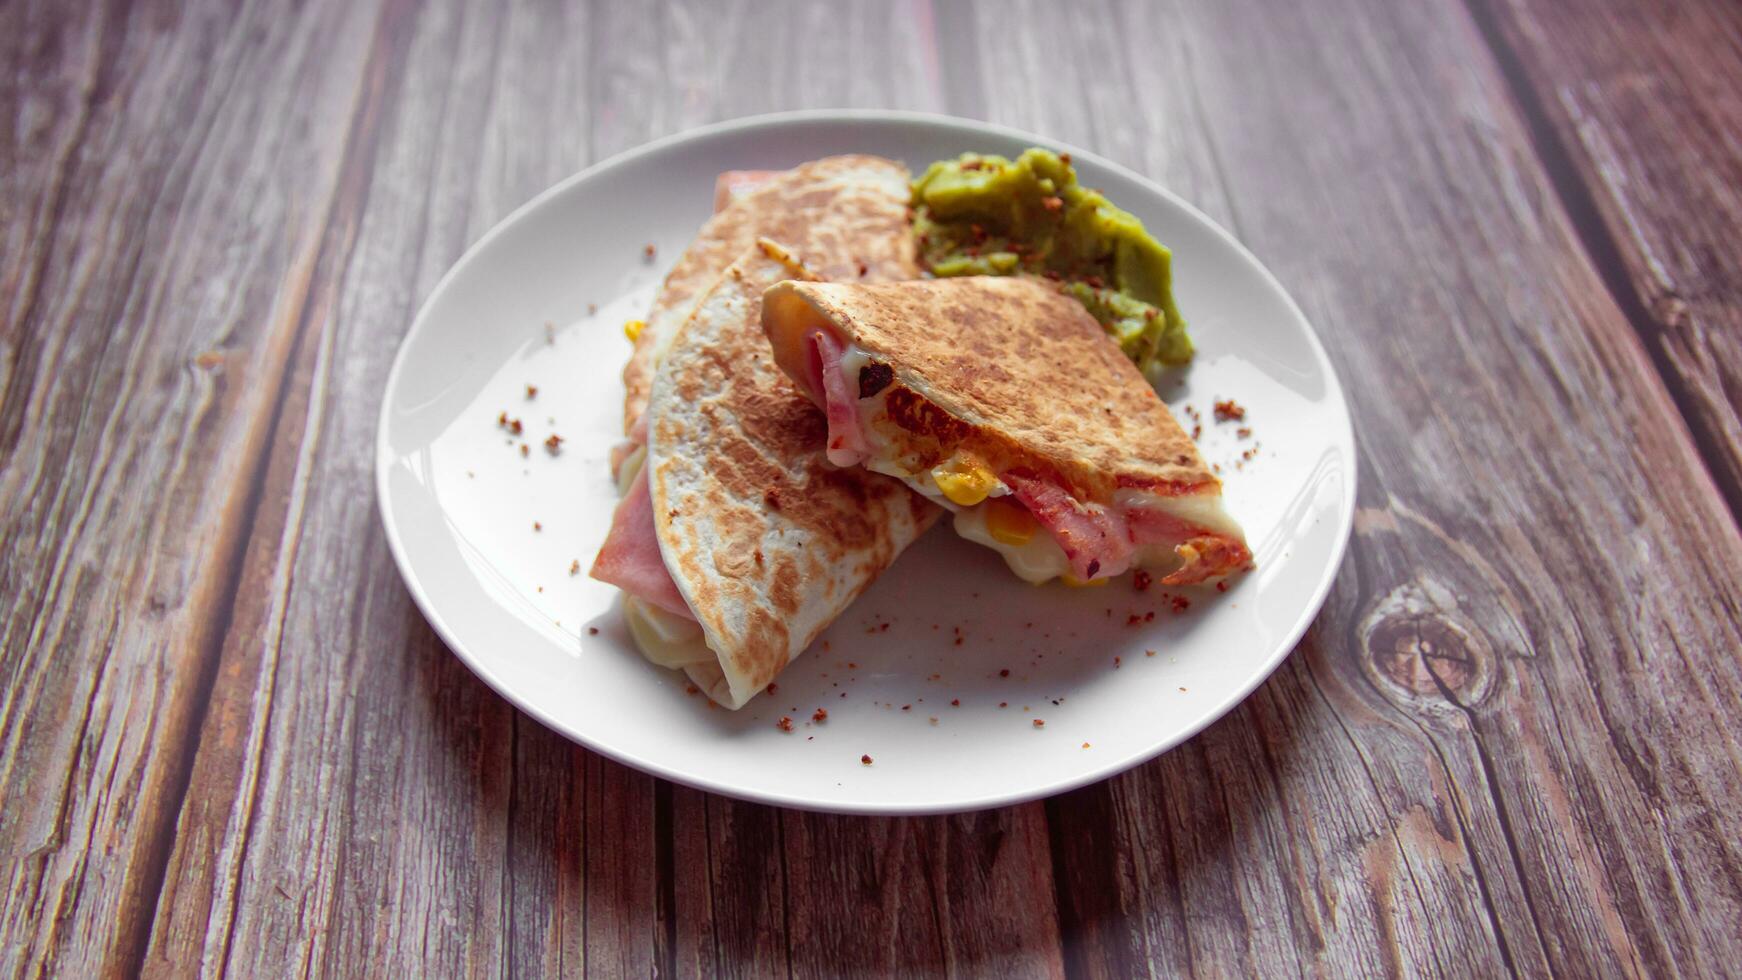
497 411 508 426
1146 649 1157 657
776 716 794 732
1213 399 1246 422
1216 580 1230 593
525 384 538 399
999 669 1010 678
812 708 828 723
1237 427 1252 439
1082 742 1091 749
569 559 580 575
1114 656 1122 668
509 418 523 435
766 683 779 695
861 754 874 765
1133 569 1153 592
1041 195 1064 213
950 699 960 707
533 522 542 532
544 434 564 454
901 704 911 711
998 701 1008 708
857 261 868 277
588 627 599 635
643 243 657 260
520 445 529 458
1171 595 1191 613
1033 719 1046 728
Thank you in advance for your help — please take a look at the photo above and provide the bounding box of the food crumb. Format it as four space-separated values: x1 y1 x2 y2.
1146 649 1156 657
861 754 873 766
1171 595 1191 613
950 699 960 706
812 708 828 723
587 303 598 315
929 716 939 725
998 702 1008 708
1237 427 1251 439
570 560 580 575
901 704 911 711
998 669 1010 678
1213 399 1246 422
544 433 564 454
1217 581 1229 593
1133 569 1152 592
1114 656 1122 668
767 683 779 694
533 522 542 532
525 384 538 399
544 322 556 344
643 243 657 260
520 444 529 458
588 627 600 635
1033 719 1045 728
776 716 793 732
1179 687 1188 692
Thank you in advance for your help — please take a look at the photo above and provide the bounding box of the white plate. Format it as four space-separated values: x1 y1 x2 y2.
377 110 1355 814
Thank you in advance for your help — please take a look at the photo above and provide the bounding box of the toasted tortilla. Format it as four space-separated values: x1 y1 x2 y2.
762 275 1248 584
621 155 918 437
643 243 939 708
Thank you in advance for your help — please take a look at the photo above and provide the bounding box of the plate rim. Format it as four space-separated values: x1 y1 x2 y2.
375 108 1358 815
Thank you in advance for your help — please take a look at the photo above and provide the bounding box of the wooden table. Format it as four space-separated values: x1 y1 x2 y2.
6 0 1740 975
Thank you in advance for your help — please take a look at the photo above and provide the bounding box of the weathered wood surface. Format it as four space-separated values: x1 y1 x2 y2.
1474 0 1742 519
2 0 1740 976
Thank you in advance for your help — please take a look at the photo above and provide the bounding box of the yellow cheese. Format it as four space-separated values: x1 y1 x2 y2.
931 458 997 507
984 497 1038 545
624 318 645 341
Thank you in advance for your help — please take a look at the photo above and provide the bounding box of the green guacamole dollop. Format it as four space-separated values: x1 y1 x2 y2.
911 148 1191 374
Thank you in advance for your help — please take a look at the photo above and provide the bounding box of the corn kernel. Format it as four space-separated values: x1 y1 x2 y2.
624 319 646 341
984 497 1038 546
931 459 997 507
1061 574 1110 588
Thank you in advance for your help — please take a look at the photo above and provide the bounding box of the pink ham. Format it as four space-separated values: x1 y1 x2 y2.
807 329 871 467
590 466 695 620
1001 471 1135 581
713 170 783 212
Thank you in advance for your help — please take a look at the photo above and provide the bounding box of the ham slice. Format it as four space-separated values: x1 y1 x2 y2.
1001 471 1134 581
808 329 871 467
590 466 695 619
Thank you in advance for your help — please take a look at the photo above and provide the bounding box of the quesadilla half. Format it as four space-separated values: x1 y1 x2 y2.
761 275 1250 587
593 242 939 708
619 155 919 444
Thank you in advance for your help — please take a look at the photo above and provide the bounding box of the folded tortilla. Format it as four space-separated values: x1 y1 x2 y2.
762 275 1250 586
594 242 939 708
620 155 919 441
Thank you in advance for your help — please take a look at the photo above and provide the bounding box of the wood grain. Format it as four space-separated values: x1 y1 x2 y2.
0 0 385 974
3 0 1741 975
1473 0 1742 519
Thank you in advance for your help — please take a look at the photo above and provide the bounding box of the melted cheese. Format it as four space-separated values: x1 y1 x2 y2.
623 597 714 670
953 505 1071 584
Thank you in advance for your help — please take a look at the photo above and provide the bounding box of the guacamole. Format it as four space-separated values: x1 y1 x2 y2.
911 148 1191 374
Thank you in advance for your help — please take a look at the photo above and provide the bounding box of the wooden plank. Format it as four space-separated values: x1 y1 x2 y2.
1473 0 1742 517
0 0 385 975
944 0 1742 974
139 0 665 976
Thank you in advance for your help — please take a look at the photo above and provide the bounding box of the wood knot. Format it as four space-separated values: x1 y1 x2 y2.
1359 580 1494 708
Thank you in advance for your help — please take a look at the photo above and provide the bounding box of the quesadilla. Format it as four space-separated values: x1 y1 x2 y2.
619 155 919 448
593 241 939 708
761 275 1250 587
